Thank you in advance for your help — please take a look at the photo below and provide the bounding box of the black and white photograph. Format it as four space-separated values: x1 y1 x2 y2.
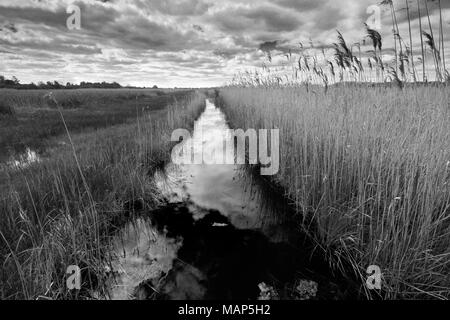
0 0 449 307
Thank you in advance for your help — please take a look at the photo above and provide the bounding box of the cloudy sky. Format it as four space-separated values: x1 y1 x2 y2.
0 0 449 87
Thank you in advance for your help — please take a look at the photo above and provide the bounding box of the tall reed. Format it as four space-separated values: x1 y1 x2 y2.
218 85 450 299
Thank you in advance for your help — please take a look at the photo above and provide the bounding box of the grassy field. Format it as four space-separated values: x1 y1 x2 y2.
0 89 206 299
0 88 189 163
218 84 450 299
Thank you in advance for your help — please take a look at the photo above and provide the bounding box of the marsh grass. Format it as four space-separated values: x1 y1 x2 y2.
0 88 172 109
0 91 206 299
218 84 450 299
0 88 190 162
0 101 15 117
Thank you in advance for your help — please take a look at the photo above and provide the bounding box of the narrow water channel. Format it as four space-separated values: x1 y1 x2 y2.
109 99 351 300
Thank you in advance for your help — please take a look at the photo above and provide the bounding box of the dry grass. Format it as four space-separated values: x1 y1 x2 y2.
0 88 175 109
218 84 450 299
0 88 190 163
0 101 15 117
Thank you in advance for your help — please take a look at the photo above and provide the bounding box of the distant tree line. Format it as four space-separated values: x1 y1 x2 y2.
0 75 159 90
0 75 122 89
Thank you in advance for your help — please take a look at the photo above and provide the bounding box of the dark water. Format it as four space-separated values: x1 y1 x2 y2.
109 100 352 300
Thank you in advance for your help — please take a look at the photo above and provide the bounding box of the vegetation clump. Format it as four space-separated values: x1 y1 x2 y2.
0 101 15 117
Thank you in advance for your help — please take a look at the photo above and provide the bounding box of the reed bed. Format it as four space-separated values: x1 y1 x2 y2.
0 91 206 299
0 88 171 109
218 84 450 299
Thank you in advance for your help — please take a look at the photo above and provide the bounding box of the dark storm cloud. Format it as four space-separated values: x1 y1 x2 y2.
136 0 212 16
259 40 278 52
314 5 348 32
393 0 450 25
0 2 120 32
0 5 67 29
0 22 18 33
274 0 327 12
76 2 208 52
212 49 235 59
0 1 210 53
94 14 201 51
193 24 204 32
211 5 301 33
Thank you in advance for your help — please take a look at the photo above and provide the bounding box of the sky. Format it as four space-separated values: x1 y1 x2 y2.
0 0 449 87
